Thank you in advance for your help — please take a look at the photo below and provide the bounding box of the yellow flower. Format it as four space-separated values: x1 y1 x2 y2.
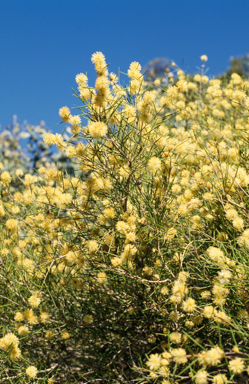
202 75 209 83
103 207 116 219
125 232 136 242
28 293 42 308
116 221 130 234
228 357 245 374
170 348 187 364
111 257 122 267
59 106 71 122
212 374 227 384
95 75 109 92
194 74 202 82
195 370 208 384
203 305 214 319
91 52 107 76
146 353 161 370
40 310 50 324
6 219 18 231
169 332 182 344
43 133 56 146
176 79 188 92
17 326 29 336
147 157 162 173
0 333 19 351
232 346 240 353
88 122 108 138
75 73 88 86
23 309 38 325
1 171 11 184
128 61 142 80
9 346 21 360
69 115 81 127
217 270 232 284
26 366 38 378
185 320 194 328
167 85 178 99
14 312 24 322
202 346 224 366
233 217 244 231
60 331 71 340
225 208 238 221
160 286 169 295
182 297 196 313
87 240 98 253
200 55 208 61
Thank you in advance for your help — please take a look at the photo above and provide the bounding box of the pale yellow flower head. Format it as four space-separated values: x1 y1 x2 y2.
88 122 108 138
200 55 208 61
1 171 11 185
146 353 161 370
59 106 71 122
26 366 38 378
228 357 245 374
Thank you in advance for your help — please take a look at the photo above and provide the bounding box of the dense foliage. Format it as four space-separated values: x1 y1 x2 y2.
1 53 249 383
0 117 78 186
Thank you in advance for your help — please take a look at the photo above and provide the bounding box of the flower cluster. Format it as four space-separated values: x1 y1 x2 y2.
1 52 249 382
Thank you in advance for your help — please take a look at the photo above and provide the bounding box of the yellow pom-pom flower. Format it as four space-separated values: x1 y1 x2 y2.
88 122 108 138
26 366 38 378
200 55 208 61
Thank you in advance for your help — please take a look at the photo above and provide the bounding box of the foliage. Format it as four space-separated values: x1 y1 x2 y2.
220 53 249 81
143 57 171 83
0 116 79 191
1 53 249 383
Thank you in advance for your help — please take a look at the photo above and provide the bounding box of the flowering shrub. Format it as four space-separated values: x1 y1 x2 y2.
0 117 78 193
1 52 249 383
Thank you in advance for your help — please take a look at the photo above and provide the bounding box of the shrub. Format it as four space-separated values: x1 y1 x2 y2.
0 116 79 194
1 52 249 383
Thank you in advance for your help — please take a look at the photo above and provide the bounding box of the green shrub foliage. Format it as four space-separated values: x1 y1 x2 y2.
1 53 249 383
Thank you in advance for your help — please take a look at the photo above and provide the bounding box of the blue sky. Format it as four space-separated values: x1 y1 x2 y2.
1 0 249 133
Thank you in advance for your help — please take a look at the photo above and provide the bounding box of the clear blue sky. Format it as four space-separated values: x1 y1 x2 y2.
1 0 249 133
